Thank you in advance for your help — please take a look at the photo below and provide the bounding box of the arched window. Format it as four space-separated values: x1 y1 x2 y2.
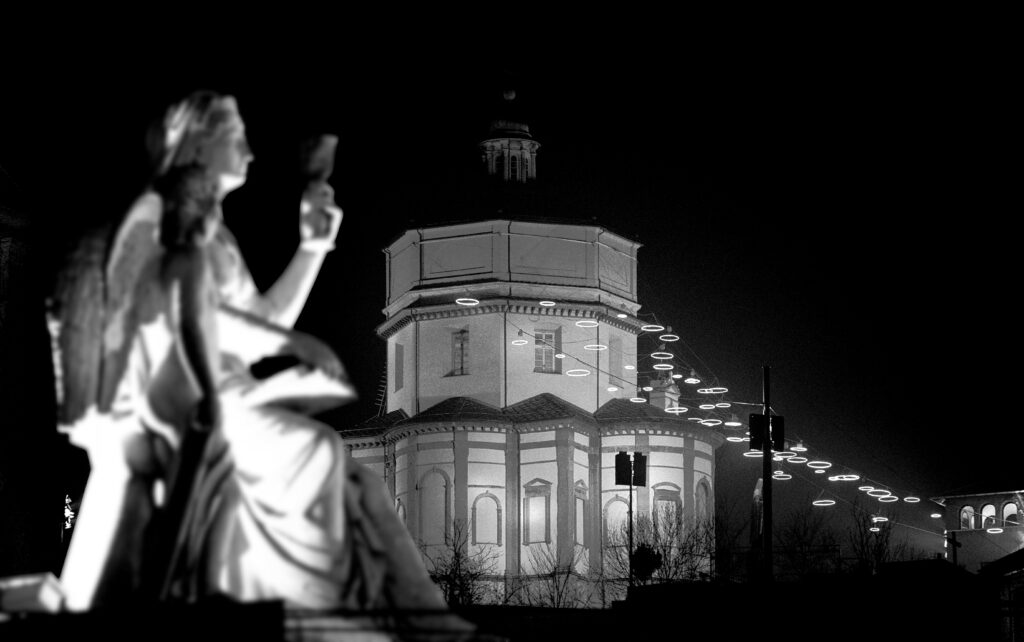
575 481 588 546
981 504 997 528
495 154 504 178
960 506 975 530
419 469 451 545
653 483 683 542
604 496 629 545
696 479 711 525
523 479 552 544
1003 502 1019 526
472 492 502 545
396 499 407 525
510 155 519 180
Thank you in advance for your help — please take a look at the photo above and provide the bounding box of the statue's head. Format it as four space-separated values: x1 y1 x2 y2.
148 91 253 196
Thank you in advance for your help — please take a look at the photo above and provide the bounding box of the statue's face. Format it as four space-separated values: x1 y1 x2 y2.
198 114 253 195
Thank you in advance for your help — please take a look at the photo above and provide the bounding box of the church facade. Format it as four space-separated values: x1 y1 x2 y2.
343 101 726 604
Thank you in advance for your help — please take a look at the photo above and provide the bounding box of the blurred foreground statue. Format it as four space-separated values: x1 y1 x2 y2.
49 92 463 629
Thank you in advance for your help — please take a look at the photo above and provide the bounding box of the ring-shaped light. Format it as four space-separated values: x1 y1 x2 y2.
743 451 763 458
697 387 729 394
878 496 899 503
772 474 792 481
624 365 636 370
575 319 599 328
787 457 808 464
565 369 590 377
651 351 674 360
672 373 684 379
869 526 881 532
806 461 832 469
773 456 785 462
629 397 646 403
741 437 751 442
456 297 479 306
858 486 874 492
812 499 836 507
665 406 688 414
640 324 665 332
872 516 889 523
539 300 556 307
701 419 723 427
555 353 566 359
606 386 619 392
814 470 826 474
642 386 653 392
903 496 921 503
988 527 1004 534
726 436 744 442
791 445 808 452
584 344 608 351
775 451 796 459
653 364 674 370
684 377 701 384
828 474 860 482
699 403 717 410
616 313 628 319
659 334 680 342
867 489 891 497
510 339 528 346
930 513 942 519
716 402 731 408
724 420 743 427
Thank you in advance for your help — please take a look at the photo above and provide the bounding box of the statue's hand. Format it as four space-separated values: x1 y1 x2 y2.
299 182 343 251
287 331 346 380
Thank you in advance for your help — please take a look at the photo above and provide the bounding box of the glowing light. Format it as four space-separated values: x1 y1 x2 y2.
774 451 796 459
716 402 731 408
701 419 723 427
659 334 680 342
642 386 653 392
806 461 832 469
812 499 835 507
665 406 688 414
616 313 628 319
867 489 891 497
787 457 808 464
641 324 665 332
743 451 763 458
724 419 743 427
773 474 792 481
741 437 750 442
684 377 701 384
629 397 646 403
456 297 479 306
688 417 704 423
858 486 875 492
607 386 619 392
651 351 674 360
539 300 556 307
584 344 608 351
624 365 635 370
566 369 590 377
828 474 860 482
988 528 1004 534
869 527 881 533
697 387 728 394
903 496 921 503
814 470 826 474
773 456 785 462
930 513 943 519
726 436 744 443
791 444 808 452
878 496 899 503
672 374 684 379
773 470 785 476
872 516 889 523
699 403 717 410
653 364 674 370
575 320 599 329
511 339 529 346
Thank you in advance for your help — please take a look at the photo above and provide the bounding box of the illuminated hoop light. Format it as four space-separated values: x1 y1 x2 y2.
858 486 875 492
930 513 942 519
812 499 836 507
988 528 1004 534
773 456 785 462
455 298 479 306
565 369 590 377
806 461 832 469
653 364 674 370
701 419 723 427
684 377 701 384
584 344 608 351
866 489 891 498
697 387 728 394
724 420 743 427
878 496 899 503
773 470 785 476
659 334 680 342
606 386 619 392
672 374 684 379
772 474 792 481
791 444 808 452
741 437 751 442
575 320 599 328
726 436 744 443
642 386 654 392
699 403 717 410
814 470 826 474
555 353 566 359
651 352 674 360
869 527 881 533
742 451 763 458
624 365 636 370
903 496 921 503
828 474 860 482
629 397 646 403
539 300 556 307
616 313 628 319
640 324 665 332
716 402 731 408
787 457 808 464
774 451 796 459
510 339 529 346
664 406 688 414
872 516 889 523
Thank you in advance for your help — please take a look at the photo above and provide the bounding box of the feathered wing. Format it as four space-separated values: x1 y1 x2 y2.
98 193 163 412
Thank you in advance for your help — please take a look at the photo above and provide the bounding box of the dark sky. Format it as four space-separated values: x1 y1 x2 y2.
2 35 1016 551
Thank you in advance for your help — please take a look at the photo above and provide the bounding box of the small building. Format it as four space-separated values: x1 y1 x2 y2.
931 489 1024 574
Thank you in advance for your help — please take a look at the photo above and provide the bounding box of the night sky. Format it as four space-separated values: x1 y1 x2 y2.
2 35 1016 553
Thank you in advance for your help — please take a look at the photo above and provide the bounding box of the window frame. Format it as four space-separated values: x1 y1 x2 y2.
450 328 469 376
533 327 562 374
523 479 552 545
471 492 503 546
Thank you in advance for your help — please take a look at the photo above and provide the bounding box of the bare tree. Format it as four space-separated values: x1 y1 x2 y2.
844 500 925 575
519 543 592 608
773 503 841 580
604 506 716 586
419 518 502 606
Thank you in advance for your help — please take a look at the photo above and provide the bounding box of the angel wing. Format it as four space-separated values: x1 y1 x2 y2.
52 193 163 425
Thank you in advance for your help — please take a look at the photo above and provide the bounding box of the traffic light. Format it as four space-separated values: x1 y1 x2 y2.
615 451 631 486
748 413 785 451
632 452 647 487
749 413 768 450
770 415 785 451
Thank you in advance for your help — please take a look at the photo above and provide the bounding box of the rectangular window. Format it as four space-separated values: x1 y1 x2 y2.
451 329 469 376
394 343 404 392
523 480 552 544
575 497 586 546
534 327 561 374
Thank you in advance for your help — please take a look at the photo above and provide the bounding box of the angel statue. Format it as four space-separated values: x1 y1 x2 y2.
50 91 460 627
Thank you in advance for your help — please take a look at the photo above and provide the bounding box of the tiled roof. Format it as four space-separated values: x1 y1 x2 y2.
340 409 409 439
503 393 595 425
401 397 507 424
594 398 689 422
